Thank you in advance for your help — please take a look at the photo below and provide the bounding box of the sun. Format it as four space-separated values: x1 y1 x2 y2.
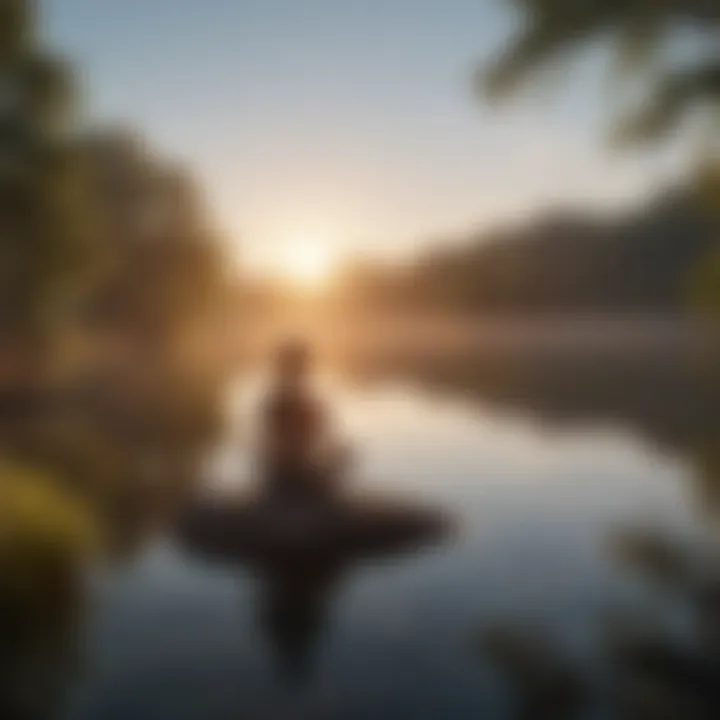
277 241 336 288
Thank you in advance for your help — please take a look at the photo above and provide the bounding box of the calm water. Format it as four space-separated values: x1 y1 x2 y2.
65 355 712 720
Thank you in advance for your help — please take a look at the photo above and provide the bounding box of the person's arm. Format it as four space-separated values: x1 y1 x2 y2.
310 396 353 473
259 393 282 461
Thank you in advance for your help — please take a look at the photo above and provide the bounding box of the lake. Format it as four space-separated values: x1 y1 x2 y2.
64 348 719 719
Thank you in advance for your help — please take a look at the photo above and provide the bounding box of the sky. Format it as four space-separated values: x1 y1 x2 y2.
44 0 685 272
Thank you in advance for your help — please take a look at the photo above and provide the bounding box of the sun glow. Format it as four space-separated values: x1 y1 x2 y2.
275 240 337 288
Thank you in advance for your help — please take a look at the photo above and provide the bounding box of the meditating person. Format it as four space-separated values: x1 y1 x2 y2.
259 339 348 499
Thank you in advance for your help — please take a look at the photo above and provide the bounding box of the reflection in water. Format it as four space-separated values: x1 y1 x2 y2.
259 558 340 680
0 374 228 719
177 496 451 681
342 344 720 519
45 341 720 719
329 342 720 718
346 344 720 719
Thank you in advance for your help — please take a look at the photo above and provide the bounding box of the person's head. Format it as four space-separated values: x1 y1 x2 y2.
274 338 312 384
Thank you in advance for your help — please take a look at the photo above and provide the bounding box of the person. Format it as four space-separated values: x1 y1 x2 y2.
259 339 348 499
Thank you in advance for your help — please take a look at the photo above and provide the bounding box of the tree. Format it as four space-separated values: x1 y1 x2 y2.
83 129 231 367
0 0 95 388
482 0 720 146
63 130 237 532
481 0 720 324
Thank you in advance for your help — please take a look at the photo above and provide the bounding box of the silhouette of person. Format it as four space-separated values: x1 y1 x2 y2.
260 339 347 499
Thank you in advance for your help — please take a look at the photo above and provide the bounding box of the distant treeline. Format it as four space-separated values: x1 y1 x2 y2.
332 187 719 316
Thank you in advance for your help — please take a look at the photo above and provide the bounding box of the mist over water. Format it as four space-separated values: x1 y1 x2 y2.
63 336 717 720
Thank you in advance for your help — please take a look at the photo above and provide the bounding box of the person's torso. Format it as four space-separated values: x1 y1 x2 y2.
263 388 323 469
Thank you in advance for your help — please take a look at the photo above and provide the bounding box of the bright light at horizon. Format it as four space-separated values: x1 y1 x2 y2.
274 238 338 288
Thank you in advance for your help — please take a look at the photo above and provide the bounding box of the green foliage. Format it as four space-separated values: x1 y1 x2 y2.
687 245 720 321
613 61 720 146
0 464 95 633
0 0 95 377
0 461 94 718
0 4 233 564
49 130 238 542
0 0 33 67
481 524 720 718
685 164 720 325
85 130 231 352
482 0 720 145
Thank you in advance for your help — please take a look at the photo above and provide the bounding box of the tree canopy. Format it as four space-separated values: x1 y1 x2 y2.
0 0 95 382
482 0 720 146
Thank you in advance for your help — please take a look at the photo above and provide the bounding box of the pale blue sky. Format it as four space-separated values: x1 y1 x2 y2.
44 0 683 269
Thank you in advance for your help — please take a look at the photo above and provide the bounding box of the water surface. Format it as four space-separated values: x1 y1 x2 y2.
66 352 713 719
